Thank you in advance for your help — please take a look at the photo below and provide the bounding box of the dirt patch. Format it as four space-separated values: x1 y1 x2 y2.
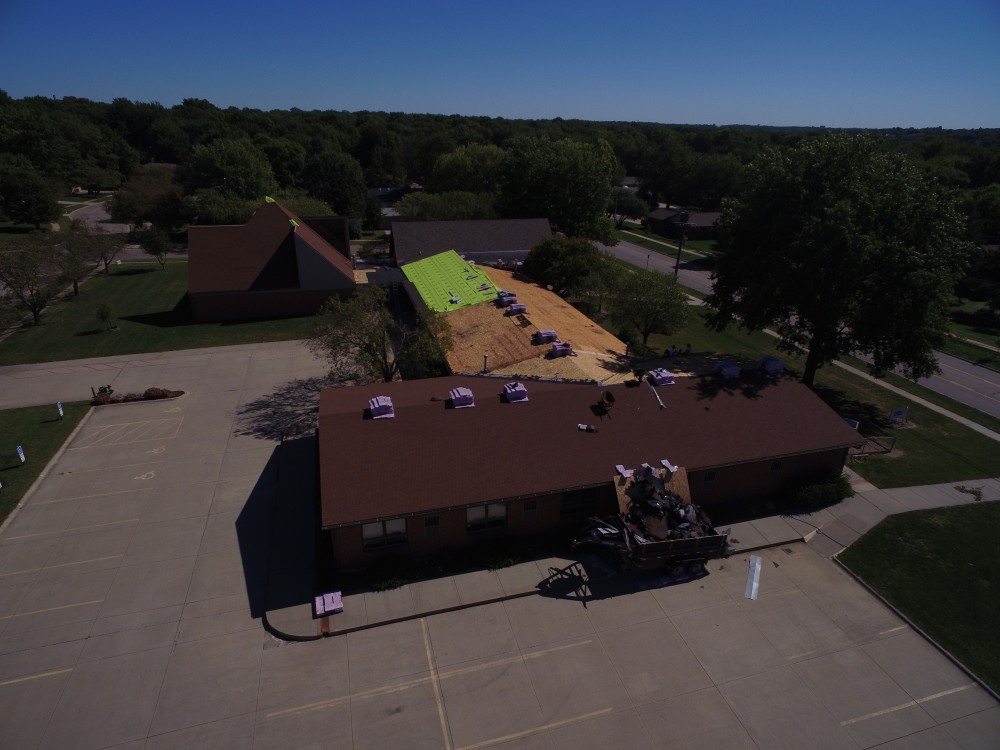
441 268 629 382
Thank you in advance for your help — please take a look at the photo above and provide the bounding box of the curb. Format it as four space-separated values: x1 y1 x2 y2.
0 406 95 537
832 554 1000 704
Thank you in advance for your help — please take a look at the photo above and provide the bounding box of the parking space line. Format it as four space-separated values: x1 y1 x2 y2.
841 684 976 726
0 554 123 578
33 487 154 506
456 708 613 750
71 418 183 448
266 639 593 720
421 618 453 750
3 518 139 542
879 625 908 636
0 599 103 620
0 667 73 687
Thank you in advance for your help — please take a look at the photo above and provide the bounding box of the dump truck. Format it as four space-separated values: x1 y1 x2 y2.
572 464 731 575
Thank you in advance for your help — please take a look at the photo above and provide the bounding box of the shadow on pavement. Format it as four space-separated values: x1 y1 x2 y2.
235 376 330 442
236 435 327 624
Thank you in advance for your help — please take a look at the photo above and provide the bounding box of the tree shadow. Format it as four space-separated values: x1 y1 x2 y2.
235 375 331 441
691 369 788 401
119 295 193 328
811 382 884 431
111 266 154 276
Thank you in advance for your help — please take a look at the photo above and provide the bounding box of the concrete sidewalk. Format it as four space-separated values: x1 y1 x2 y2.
265 468 1000 641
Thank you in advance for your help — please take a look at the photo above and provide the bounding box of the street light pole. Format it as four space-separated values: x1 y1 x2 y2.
646 254 650 271
673 230 685 278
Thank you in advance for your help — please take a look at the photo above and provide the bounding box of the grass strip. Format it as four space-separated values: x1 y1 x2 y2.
0 263 314 365
839 503 1000 694
0 402 89 525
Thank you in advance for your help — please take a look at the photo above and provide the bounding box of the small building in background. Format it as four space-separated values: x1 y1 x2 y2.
390 218 551 267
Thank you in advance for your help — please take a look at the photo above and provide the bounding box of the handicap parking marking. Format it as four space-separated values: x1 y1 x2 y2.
70 417 184 448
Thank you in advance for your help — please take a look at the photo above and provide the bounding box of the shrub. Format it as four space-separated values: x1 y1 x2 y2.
789 471 855 510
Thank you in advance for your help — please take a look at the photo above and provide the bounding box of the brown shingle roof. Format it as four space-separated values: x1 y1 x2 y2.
318 373 858 528
391 219 551 266
188 201 355 293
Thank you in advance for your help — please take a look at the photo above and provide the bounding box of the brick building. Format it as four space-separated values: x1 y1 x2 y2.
317 373 858 570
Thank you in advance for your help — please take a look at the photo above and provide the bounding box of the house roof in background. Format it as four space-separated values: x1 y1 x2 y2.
391 219 551 265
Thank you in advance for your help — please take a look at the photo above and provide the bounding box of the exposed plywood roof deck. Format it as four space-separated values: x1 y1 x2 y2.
442 268 629 382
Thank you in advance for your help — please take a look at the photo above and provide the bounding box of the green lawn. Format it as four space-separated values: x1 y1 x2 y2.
641 308 1000 488
0 402 90 524
615 228 705 263
838 502 1000 694
0 262 315 365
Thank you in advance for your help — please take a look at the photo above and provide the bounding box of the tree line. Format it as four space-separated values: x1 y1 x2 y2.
1 91 999 246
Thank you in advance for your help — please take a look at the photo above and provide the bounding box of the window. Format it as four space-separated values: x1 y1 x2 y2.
770 461 783 475
560 488 599 518
467 503 507 532
523 500 537 522
704 471 717 486
424 515 439 538
362 518 407 549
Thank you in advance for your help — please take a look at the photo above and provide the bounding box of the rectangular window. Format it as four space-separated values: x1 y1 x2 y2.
467 503 507 532
770 461 782 474
704 471 717 485
424 515 439 537
523 500 537 522
362 518 408 549
560 488 599 518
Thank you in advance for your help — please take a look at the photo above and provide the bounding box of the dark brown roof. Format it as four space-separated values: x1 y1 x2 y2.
188 201 355 294
318 373 858 528
390 219 551 266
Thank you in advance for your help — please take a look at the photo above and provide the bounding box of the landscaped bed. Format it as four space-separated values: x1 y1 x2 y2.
838 501 1000 694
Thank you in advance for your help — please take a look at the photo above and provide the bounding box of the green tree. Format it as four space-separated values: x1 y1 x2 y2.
310 285 414 383
608 269 688 346
106 163 185 228
300 151 367 219
0 235 61 325
707 132 973 387
521 236 605 297
429 144 508 194
608 189 649 228
500 138 617 243
178 138 276 200
394 191 497 221
60 220 101 295
0 166 60 228
131 226 172 269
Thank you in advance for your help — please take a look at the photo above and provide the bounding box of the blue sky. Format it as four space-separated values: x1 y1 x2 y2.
2 0 998 128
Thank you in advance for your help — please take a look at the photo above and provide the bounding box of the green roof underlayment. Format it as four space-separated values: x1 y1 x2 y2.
400 249 500 312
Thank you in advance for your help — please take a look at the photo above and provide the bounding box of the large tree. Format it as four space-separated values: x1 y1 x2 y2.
0 165 60 229
300 150 368 220
0 235 61 325
309 285 450 384
500 138 618 244
706 132 973 387
609 269 688 346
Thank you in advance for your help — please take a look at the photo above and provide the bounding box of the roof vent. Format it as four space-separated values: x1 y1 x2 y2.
648 368 675 386
503 382 528 403
368 395 394 419
533 329 557 344
449 387 475 408
496 290 517 307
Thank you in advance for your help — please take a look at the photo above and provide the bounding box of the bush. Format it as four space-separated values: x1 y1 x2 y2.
789 471 855 510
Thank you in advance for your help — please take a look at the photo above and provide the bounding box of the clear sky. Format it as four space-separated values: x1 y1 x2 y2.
2 0 998 129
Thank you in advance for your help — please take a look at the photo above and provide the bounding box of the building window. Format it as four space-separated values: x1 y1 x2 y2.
770 461 783 474
424 515 439 538
560 488 599 518
704 471 717 485
362 518 407 549
523 500 537 522
467 503 507 532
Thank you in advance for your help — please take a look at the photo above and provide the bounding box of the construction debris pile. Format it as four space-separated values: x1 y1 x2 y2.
624 465 715 542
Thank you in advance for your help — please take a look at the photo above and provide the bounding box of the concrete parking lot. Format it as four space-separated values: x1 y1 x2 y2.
1 343 998 749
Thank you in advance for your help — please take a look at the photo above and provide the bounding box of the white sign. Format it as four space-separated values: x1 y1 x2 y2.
57 402 64 418
16 445 25 464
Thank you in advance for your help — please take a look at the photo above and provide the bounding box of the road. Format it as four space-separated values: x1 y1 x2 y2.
602 239 1000 419
600 239 713 295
